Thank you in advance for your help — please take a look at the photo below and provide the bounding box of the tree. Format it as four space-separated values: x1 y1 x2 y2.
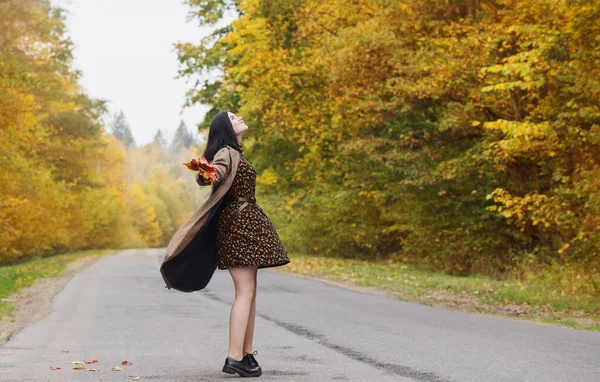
152 129 167 150
0 0 130 264
169 120 196 153
112 110 135 148
176 0 600 285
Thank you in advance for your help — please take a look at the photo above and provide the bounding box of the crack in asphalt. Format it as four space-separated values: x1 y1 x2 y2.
201 289 451 382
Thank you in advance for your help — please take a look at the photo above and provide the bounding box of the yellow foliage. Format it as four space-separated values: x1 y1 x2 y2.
179 0 600 277
125 185 162 247
256 169 278 186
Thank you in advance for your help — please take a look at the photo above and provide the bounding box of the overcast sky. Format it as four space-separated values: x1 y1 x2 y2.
55 0 233 146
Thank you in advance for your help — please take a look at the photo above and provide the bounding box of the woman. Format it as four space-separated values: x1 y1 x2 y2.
198 110 290 377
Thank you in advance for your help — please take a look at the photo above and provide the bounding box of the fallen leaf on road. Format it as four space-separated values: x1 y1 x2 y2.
71 361 84 364
112 366 123 371
130 377 140 380
122 360 133 365
60 349 69 353
87 368 99 372
84 359 99 364
49 367 61 370
73 365 85 370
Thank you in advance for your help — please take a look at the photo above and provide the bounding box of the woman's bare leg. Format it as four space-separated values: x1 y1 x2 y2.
227 265 256 361
243 265 258 355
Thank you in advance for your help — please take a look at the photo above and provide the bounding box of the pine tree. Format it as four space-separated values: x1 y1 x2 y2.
112 111 135 148
152 129 167 150
181 120 197 148
169 120 196 153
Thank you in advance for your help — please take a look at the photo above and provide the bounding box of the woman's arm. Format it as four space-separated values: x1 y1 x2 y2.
196 147 230 186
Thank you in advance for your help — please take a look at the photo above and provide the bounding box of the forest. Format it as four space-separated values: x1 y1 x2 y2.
176 0 600 296
0 0 206 266
1 0 599 300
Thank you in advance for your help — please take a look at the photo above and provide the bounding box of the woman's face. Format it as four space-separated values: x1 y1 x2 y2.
227 111 248 136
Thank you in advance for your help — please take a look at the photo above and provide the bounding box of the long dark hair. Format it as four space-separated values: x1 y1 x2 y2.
203 110 243 161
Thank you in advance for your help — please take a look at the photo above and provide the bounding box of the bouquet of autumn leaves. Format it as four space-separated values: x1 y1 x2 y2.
183 156 217 184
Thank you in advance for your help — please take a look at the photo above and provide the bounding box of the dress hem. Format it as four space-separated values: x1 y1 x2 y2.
217 258 290 271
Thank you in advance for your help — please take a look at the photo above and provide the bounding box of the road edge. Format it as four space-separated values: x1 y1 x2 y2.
263 266 598 332
0 251 116 345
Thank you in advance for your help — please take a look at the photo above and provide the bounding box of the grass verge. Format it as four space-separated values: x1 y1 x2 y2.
274 254 600 331
0 249 114 320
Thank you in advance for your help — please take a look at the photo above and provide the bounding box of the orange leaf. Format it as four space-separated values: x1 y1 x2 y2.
183 156 216 174
198 168 218 183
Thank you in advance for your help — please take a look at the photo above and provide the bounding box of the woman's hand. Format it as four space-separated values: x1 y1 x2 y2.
196 172 212 186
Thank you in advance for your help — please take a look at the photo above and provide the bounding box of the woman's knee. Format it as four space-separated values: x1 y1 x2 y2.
230 266 256 299
234 283 255 299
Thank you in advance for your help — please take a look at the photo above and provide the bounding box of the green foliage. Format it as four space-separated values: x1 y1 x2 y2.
168 120 197 153
179 0 600 288
0 249 112 319
184 0 241 26
111 110 136 148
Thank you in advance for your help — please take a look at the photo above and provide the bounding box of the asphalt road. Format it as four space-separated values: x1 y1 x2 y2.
0 249 598 382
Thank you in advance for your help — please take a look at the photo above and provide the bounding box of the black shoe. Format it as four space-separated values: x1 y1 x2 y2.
244 350 260 369
222 356 262 377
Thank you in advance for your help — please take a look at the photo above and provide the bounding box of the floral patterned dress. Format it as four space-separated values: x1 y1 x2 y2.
216 154 290 270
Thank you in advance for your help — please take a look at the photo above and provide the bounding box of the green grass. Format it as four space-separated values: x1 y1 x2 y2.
279 253 600 331
0 249 114 319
